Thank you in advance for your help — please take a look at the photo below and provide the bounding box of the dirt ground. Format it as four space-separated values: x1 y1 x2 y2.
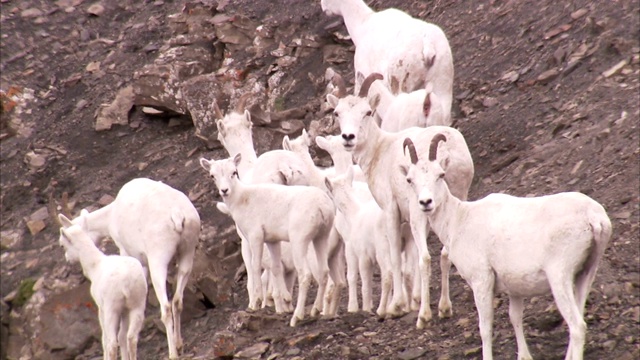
1 0 639 359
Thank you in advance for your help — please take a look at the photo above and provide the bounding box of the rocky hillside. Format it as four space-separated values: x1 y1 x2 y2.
1 0 638 359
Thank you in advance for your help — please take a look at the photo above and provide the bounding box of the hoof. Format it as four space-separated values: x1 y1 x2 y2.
438 307 453 318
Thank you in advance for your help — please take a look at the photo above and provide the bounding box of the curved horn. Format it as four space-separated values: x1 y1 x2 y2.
212 100 224 120
428 133 447 161
403 138 418 165
332 73 347 98
234 93 251 113
358 73 384 98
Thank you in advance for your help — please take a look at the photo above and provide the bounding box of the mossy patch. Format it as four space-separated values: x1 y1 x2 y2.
12 278 36 307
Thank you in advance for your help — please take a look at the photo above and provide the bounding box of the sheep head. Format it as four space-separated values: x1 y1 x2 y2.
283 129 311 155
326 73 383 152
400 134 448 213
200 154 241 199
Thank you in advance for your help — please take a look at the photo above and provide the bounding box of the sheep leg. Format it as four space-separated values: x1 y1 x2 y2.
548 273 586 360
508 295 532 360
310 232 330 318
171 246 195 353
285 270 296 313
324 228 346 317
248 236 265 311
265 242 289 313
345 244 360 313
127 307 145 360
384 208 407 317
100 307 119 360
118 312 130 360
238 231 257 310
409 211 432 329
261 269 272 308
471 273 496 360
402 227 421 311
359 257 374 314
376 251 392 318
148 257 178 359
290 241 312 327
438 245 453 318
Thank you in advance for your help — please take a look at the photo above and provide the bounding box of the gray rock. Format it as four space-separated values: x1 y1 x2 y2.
235 341 270 359
94 86 134 131
181 73 228 148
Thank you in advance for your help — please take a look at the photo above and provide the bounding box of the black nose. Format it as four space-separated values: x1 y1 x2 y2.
419 199 432 207
221 188 228 195
342 133 355 141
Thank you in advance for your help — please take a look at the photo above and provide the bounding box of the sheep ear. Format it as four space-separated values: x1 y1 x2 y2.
58 214 73 228
302 129 311 146
399 164 409 177
423 92 431 118
315 136 329 151
233 153 242 167
326 94 339 109
243 110 252 125
368 93 381 111
356 71 365 87
324 177 335 195
438 149 451 170
199 158 212 171
282 135 292 151
216 120 225 135
59 227 70 240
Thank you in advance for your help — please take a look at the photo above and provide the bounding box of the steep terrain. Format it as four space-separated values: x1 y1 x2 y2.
1 0 638 359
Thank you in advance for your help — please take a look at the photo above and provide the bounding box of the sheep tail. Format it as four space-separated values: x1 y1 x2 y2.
171 208 186 233
422 36 437 68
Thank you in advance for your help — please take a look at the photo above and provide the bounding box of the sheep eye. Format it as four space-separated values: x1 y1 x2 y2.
333 111 338 117
438 173 445 179
406 178 412 184
232 171 238 177
365 110 372 117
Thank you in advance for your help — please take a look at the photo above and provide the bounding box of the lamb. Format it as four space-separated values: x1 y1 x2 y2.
401 135 612 360
199 153 337 327
316 133 421 312
366 76 450 130
55 178 201 359
320 0 454 124
324 167 392 317
57 216 147 360
215 105 345 315
326 75 475 329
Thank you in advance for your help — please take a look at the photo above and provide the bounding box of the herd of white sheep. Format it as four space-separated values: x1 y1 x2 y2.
53 1 612 359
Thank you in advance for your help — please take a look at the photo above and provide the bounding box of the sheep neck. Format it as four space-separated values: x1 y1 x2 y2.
73 233 106 282
332 188 360 230
427 185 464 250
352 118 394 182
337 0 374 47
83 206 113 240
298 152 326 190
225 139 258 177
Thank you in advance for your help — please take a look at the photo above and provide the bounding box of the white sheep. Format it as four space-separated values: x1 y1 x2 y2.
366 76 450 130
199 154 337 327
215 107 346 315
324 167 392 317
315 132 422 312
57 215 147 360
58 178 201 359
401 135 612 360
326 77 475 329
320 0 454 124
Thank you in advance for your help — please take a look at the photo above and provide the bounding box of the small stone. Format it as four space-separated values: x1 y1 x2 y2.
537 69 560 84
86 61 100 73
97 194 115 206
30 207 49 221
613 211 631 219
463 346 482 356
357 346 370 355
76 99 88 110
285 347 301 356
26 220 46 235
235 342 269 359
87 3 104 16
25 152 46 168
398 347 427 360
602 59 629 78
21 8 43 18
500 70 519 83
571 8 589 20
212 331 237 358
482 97 498 108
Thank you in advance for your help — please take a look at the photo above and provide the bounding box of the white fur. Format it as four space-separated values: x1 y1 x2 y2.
325 168 393 317
58 216 147 360
402 134 612 360
62 179 200 359
327 91 474 329
200 154 336 327
367 80 450 131
320 0 454 124
216 112 346 316
315 134 367 183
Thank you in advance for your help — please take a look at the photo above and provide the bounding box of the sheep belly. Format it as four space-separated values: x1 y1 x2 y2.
494 270 551 297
